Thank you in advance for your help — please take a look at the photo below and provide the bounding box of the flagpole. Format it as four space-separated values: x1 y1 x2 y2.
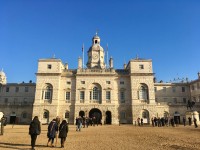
82 43 84 69
106 43 108 69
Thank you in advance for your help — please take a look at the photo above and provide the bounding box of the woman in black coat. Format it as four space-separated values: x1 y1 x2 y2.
29 116 41 150
58 120 69 148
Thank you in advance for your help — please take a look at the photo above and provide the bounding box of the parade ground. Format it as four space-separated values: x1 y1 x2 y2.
0 124 200 150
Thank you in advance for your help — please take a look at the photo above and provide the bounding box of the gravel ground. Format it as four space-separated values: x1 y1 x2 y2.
0 124 200 150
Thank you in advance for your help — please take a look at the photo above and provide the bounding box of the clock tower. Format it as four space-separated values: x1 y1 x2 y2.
86 33 105 69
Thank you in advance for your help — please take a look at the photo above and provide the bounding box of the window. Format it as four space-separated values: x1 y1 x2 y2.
25 87 29 92
93 87 99 100
47 64 52 69
15 87 19 92
6 87 9 92
23 98 27 104
139 64 144 69
173 98 177 104
154 87 157 92
80 91 85 100
139 86 148 100
183 98 186 103
142 110 149 119
66 92 70 101
120 81 124 85
67 81 71 85
172 87 176 93
14 98 18 104
22 112 27 118
191 85 195 90
163 87 166 92
65 111 69 119
106 91 111 100
42 85 53 100
106 81 111 84
4 98 8 103
81 81 85 84
90 85 101 103
120 91 125 103
43 110 49 119
182 87 185 92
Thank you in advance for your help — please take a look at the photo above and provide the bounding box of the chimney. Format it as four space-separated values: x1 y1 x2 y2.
65 63 68 70
123 63 127 69
198 72 200 79
78 57 82 69
109 57 113 68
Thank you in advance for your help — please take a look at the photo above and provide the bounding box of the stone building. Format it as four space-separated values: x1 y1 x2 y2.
0 34 199 125
0 70 35 124
32 34 199 125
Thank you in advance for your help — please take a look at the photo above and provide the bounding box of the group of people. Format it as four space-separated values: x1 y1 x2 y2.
29 116 68 150
75 116 102 131
135 116 198 128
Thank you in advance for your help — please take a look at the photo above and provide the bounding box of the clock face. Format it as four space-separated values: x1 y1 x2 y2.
92 54 99 60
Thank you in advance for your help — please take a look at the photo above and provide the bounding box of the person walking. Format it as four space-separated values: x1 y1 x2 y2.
58 120 69 148
183 117 186 126
194 118 198 128
1 115 6 135
29 116 41 150
188 117 192 126
47 119 58 147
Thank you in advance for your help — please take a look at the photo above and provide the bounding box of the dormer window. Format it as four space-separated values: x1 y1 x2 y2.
47 64 52 69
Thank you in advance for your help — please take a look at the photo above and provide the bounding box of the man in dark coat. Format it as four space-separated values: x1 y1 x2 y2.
29 116 41 150
58 120 69 148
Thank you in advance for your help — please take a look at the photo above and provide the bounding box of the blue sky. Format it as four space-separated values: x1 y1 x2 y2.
0 0 200 83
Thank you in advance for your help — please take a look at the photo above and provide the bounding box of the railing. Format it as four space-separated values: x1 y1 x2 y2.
77 68 115 74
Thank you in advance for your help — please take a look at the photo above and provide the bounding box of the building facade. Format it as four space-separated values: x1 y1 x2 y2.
0 34 200 124
32 34 199 124
0 70 35 124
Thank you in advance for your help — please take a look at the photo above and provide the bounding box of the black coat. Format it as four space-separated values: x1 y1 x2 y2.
29 118 41 135
58 122 68 138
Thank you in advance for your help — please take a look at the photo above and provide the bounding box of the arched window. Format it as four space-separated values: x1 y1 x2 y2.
93 87 99 100
139 86 147 100
65 111 69 119
43 110 49 119
90 85 101 104
22 112 27 119
142 110 149 119
42 84 53 101
138 84 149 102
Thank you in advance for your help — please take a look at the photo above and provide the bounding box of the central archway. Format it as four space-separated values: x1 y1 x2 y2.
89 108 102 124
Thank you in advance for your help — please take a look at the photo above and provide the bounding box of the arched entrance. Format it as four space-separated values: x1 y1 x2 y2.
106 111 112 124
174 111 180 124
10 112 16 124
89 108 102 124
79 111 85 118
